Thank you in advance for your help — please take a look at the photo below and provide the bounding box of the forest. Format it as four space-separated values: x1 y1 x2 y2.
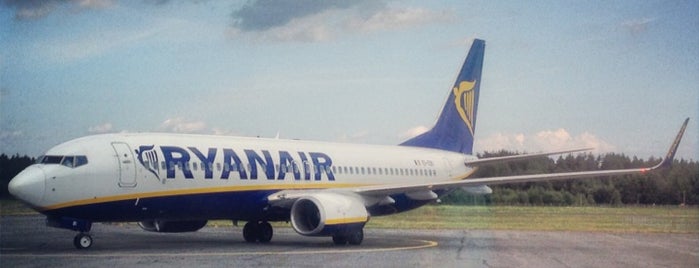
1 152 697 205
442 151 699 206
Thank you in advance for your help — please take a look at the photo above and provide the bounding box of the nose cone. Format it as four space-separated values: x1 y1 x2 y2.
8 165 46 207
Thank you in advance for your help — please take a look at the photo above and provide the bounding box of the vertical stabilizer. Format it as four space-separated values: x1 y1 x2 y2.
400 39 485 154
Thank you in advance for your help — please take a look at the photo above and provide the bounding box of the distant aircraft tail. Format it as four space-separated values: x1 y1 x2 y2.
400 39 485 155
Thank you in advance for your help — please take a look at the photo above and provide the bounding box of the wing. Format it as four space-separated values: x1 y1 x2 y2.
268 118 688 206
355 118 689 197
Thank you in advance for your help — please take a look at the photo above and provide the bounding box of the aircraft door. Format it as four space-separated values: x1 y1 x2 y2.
442 157 453 178
112 142 137 187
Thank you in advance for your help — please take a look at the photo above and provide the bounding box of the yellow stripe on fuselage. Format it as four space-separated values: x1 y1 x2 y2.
39 183 368 211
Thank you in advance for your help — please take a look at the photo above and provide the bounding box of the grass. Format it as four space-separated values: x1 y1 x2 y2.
2 199 697 234
366 205 699 234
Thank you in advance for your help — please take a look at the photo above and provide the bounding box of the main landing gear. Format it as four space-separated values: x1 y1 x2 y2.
332 228 364 245
243 221 273 243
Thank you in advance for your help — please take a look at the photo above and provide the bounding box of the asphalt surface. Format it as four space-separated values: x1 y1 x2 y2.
1 215 697 267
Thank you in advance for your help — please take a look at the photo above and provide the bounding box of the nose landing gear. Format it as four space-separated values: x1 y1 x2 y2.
73 233 93 249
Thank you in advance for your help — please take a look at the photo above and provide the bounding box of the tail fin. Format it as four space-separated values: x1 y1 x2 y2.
400 39 485 154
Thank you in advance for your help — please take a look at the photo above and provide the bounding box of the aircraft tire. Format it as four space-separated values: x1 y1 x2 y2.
257 222 273 243
347 229 363 245
332 234 348 245
73 233 93 249
242 222 258 243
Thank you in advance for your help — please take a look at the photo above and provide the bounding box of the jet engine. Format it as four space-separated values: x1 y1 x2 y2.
138 220 208 233
290 192 369 236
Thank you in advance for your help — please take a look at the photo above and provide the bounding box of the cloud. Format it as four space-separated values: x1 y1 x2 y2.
0 130 23 140
621 17 656 36
229 1 453 42
88 122 113 134
476 128 615 154
335 130 371 143
346 6 454 33
35 19 174 63
211 127 241 136
231 0 364 32
399 125 429 140
229 10 338 42
2 0 114 20
158 117 207 134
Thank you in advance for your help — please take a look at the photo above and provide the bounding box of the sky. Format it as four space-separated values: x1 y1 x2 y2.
1 0 697 161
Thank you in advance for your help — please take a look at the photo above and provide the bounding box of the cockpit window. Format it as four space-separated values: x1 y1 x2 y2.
61 156 74 167
38 155 88 168
39 155 63 164
75 156 88 167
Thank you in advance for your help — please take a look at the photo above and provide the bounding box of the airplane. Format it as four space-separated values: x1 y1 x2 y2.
8 39 689 250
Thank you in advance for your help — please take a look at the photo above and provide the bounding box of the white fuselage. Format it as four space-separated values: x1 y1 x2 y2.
12 133 475 222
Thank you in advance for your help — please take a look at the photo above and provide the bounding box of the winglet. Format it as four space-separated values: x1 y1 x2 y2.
655 118 689 169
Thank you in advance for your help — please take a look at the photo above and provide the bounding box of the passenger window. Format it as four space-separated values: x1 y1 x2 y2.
61 156 75 168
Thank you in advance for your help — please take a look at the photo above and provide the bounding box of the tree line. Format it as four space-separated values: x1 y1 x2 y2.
1 152 698 205
441 151 699 206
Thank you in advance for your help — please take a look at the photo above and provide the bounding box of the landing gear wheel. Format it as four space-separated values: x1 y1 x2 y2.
257 222 273 243
243 222 259 243
332 234 348 245
347 229 363 245
73 233 93 249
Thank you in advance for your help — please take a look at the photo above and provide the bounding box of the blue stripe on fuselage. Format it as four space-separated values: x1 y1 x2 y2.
40 190 439 223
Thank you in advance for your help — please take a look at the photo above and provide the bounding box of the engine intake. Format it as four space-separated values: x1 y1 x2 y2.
290 192 369 236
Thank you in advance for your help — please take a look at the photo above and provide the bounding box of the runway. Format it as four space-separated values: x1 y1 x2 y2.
2 215 697 267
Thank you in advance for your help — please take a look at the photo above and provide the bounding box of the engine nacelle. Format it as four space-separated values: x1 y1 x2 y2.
290 192 369 236
138 220 208 233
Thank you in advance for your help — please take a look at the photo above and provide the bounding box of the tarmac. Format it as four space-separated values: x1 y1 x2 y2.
2 215 697 267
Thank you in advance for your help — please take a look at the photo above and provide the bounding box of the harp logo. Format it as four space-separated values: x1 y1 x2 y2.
453 80 477 134
135 145 161 181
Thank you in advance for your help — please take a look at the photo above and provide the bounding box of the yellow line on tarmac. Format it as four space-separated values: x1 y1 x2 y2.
1 240 438 258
